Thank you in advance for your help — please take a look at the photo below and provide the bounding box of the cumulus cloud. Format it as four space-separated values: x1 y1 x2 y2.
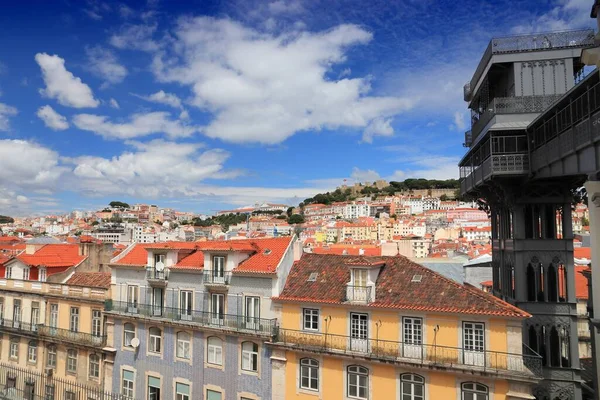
36 105 69 130
512 0 594 33
362 117 394 143
0 140 66 188
110 23 159 52
86 46 128 87
134 90 182 108
151 17 413 144
72 111 199 139
35 53 99 108
0 103 17 131
452 111 466 131
109 98 120 109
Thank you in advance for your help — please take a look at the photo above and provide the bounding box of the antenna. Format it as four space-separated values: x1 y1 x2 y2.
130 337 140 349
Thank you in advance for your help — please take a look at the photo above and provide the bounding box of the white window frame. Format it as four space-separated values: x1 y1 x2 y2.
300 358 319 391
175 382 190 400
176 331 191 360
23 267 30 280
123 323 135 348
66 349 77 373
5 266 11 279
148 327 162 354
400 373 425 400
49 304 58 329
69 307 79 333
89 354 100 379
207 336 223 366
91 310 101 337
9 338 18 359
121 369 135 399
347 365 368 399
303 308 319 331
27 341 37 363
241 341 258 372
46 345 57 368
461 382 489 400
38 268 47 282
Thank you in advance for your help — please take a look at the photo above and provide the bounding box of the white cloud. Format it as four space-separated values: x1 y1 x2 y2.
110 24 159 52
109 98 120 109
72 111 199 139
452 111 466 131
268 0 304 14
134 90 182 108
0 140 66 188
350 167 381 182
83 0 111 20
512 0 594 33
0 103 17 131
86 46 128 87
119 4 135 18
35 53 99 108
151 17 413 144
36 105 69 131
362 117 394 143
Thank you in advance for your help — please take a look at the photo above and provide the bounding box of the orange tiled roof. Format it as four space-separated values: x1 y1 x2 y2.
17 244 86 268
576 266 590 300
173 251 205 269
275 253 530 318
0 237 22 243
575 247 591 260
66 272 111 289
233 237 293 273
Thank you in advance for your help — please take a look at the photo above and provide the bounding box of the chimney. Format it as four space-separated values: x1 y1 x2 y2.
293 238 303 261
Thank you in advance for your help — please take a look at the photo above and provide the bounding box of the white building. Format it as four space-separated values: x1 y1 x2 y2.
344 201 371 219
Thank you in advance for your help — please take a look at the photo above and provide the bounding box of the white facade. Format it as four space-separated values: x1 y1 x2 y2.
344 202 371 219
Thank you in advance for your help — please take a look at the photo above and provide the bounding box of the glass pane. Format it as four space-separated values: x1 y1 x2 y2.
148 376 160 387
176 383 189 395
207 390 222 400
123 370 134 381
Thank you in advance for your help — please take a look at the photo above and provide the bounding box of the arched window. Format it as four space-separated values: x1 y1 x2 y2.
176 331 191 359
548 263 557 302
527 263 536 301
558 263 567 302
400 373 424 400
89 354 100 378
560 326 570 368
300 358 319 391
148 327 162 353
123 323 135 348
66 349 77 373
46 345 56 368
461 382 488 400
550 327 560 367
241 341 258 372
207 336 222 365
347 365 368 399
540 326 547 366
528 326 538 354
537 263 545 302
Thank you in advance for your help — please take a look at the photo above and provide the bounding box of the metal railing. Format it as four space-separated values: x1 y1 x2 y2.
203 271 232 285
0 319 38 335
490 154 529 174
146 267 168 281
464 130 472 147
345 285 373 303
36 325 106 348
0 362 129 400
105 301 277 336
273 328 542 378
469 29 594 97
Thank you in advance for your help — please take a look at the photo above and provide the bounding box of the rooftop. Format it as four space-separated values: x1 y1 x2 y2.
17 244 86 268
66 272 111 289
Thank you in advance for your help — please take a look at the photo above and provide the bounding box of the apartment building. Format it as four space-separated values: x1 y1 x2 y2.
344 202 371 220
106 237 299 400
269 253 540 399
0 272 113 397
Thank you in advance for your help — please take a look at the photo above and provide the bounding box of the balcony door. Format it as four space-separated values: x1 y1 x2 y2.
402 317 423 359
463 322 485 367
211 293 224 325
349 313 368 353
12 300 21 329
180 291 193 321
352 269 369 302
245 296 260 330
50 304 58 335
127 285 138 312
152 288 164 317
213 256 225 283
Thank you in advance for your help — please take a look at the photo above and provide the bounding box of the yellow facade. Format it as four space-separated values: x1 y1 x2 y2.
276 302 536 400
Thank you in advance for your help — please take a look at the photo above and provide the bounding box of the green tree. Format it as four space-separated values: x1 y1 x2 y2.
582 216 590 226
109 201 130 209
286 207 294 217
0 215 15 224
440 194 449 201
288 214 305 224
91 221 100 226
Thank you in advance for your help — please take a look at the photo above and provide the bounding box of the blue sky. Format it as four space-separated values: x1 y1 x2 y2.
0 0 595 216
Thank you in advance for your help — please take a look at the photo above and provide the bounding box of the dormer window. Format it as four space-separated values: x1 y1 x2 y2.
39 268 47 282
23 267 30 281
154 254 166 268
353 269 367 287
213 256 225 280
5 266 11 279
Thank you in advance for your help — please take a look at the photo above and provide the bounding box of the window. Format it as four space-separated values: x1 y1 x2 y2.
349 313 368 352
403 317 422 345
148 376 161 400
65 391 76 400
303 308 319 331
124 323 135 347
45 385 55 400
241 341 258 372
463 322 485 351
245 296 260 328
31 302 40 331
213 256 225 279
207 336 223 365
175 382 190 400
461 382 488 400
149 327 162 353
0 297 4 322
89 354 100 378
49 304 58 330
152 287 163 316
24 380 34 400
300 358 319 391
122 370 134 398
70 307 79 332
400 374 424 400
47 345 57 368
347 365 368 399
179 290 193 320
9 338 18 359
23 267 30 280
27 341 37 363
92 310 101 337
206 389 222 400
353 269 368 287
211 293 224 322
176 331 191 359
66 349 77 373
127 285 139 309
13 300 21 328
154 253 166 267
5 266 11 279
39 268 47 282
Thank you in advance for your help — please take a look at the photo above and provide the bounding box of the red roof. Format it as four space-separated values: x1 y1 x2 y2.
575 247 591 260
576 266 590 300
17 245 86 268
275 253 530 318
0 237 22 243
173 251 205 269
66 272 111 289
233 237 293 273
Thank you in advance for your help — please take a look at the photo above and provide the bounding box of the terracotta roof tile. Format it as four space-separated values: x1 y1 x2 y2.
276 253 530 318
66 272 111 289
233 237 293 273
576 266 590 300
173 251 205 269
17 244 86 268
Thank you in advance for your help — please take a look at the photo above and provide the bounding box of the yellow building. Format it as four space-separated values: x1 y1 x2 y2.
0 272 114 396
270 254 540 400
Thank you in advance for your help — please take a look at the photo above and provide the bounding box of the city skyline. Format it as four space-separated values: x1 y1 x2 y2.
0 0 595 216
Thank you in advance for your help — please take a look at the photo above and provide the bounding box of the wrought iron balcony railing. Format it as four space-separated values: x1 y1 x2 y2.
146 266 169 281
469 29 594 98
272 328 543 378
0 319 38 335
105 301 277 336
203 271 232 285
345 285 373 303
36 325 107 348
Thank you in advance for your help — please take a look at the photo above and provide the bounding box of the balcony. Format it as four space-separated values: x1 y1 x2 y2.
464 130 472 147
37 325 107 348
345 285 373 303
469 29 594 99
272 328 542 379
146 266 169 287
460 153 529 194
105 301 277 336
203 271 232 286
0 319 38 335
